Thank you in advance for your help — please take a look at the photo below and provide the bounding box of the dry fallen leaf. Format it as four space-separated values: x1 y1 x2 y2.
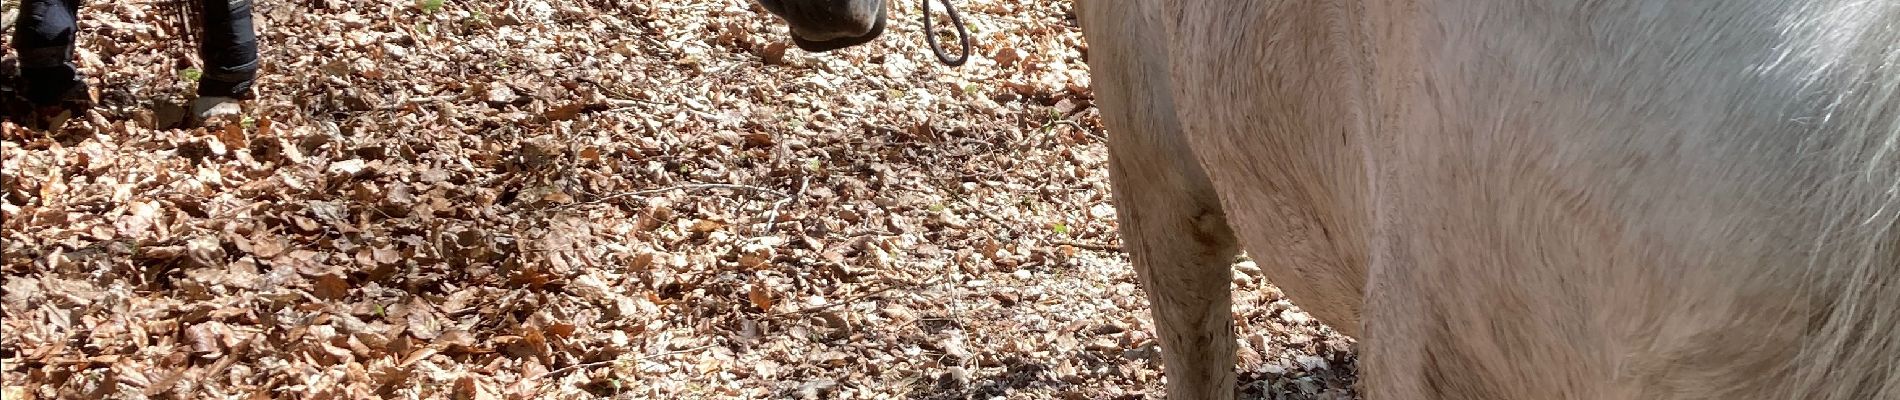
540 189 574 204
748 284 776 311
327 159 367 176
629 251 657 271
738 241 774 269
116 200 159 238
187 236 226 266
2 386 32 400
185 322 228 354
545 323 577 338
690 219 725 233
484 84 518 104
312 273 351 300
742 132 775 147
372 246 401 265
544 103 589 121
245 230 287 258
437 329 477 351
219 121 249 149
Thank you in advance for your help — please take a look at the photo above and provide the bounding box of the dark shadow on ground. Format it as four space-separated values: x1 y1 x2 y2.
908 356 1067 400
1239 344 1360 400
894 342 1359 399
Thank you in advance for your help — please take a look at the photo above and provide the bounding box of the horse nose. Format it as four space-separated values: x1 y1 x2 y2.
776 0 883 41
791 14 884 52
794 25 871 42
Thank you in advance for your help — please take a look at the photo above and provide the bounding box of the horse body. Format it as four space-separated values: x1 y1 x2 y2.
762 1 1900 398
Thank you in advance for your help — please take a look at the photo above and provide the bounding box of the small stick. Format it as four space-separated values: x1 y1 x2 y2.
530 344 716 394
1052 240 1120 252
769 276 940 320
761 175 808 233
564 183 792 210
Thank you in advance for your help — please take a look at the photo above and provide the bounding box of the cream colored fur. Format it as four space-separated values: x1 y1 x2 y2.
1076 0 1900 399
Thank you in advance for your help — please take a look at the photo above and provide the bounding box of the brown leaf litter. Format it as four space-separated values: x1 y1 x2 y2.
1 0 1355 398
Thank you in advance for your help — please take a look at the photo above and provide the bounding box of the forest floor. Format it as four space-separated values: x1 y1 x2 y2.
0 0 1356 398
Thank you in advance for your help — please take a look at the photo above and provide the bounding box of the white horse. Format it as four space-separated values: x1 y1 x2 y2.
757 1 1900 398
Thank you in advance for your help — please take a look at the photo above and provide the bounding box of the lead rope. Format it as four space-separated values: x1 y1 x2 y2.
920 0 971 66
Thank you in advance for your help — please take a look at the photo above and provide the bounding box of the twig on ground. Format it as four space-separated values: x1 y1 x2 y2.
169 332 258 397
905 177 1012 228
530 344 717 394
761 175 808 233
564 182 792 210
1052 240 1121 252
769 276 942 320
1042 118 1107 143
388 95 459 109
583 79 722 119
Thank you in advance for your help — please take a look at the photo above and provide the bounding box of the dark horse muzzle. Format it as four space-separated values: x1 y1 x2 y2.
757 0 890 52
792 6 886 52
758 0 968 66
